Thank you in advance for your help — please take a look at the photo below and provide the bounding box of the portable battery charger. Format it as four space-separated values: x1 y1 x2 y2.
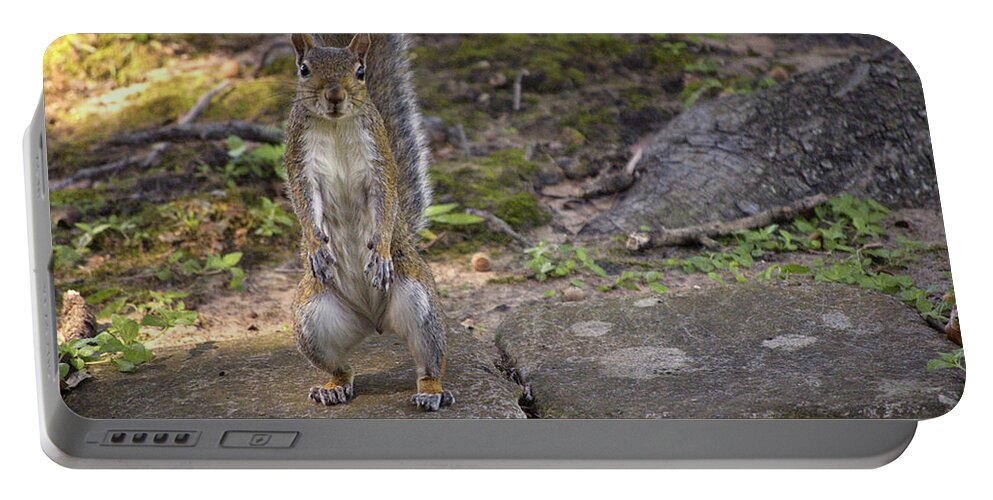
27 34 964 467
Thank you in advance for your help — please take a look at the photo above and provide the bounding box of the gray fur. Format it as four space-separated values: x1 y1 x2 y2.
313 34 432 235
385 278 446 379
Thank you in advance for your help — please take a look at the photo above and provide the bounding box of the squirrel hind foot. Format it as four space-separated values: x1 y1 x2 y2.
309 384 354 406
410 390 455 412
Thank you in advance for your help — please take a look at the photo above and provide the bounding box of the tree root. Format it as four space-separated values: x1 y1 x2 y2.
626 193 829 251
105 121 284 148
51 81 247 191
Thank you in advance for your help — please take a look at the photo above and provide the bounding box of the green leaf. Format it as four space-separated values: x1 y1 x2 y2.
423 203 459 217
227 136 247 158
648 283 669 294
707 272 726 285
141 314 170 329
111 315 140 344
96 332 126 353
88 288 121 304
228 267 246 290
58 363 70 379
417 228 438 241
222 252 243 268
111 358 137 373
781 264 811 275
97 297 128 320
122 344 154 365
430 213 485 225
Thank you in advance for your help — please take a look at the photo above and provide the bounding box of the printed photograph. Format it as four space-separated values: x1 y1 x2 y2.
44 34 964 419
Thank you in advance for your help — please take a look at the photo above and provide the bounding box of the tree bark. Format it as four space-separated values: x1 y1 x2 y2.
582 46 937 234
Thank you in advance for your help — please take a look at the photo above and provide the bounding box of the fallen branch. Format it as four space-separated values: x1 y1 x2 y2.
178 80 230 126
51 81 240 191
106 121 285 147
626 193 829 251
623 146 644 177
512 69 529 112
465 208 533 248
455 122 471 158
419 231 448 252
252 39 294 78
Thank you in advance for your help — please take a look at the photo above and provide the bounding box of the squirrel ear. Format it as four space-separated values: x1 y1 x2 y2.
291 34 315 64
347 33 372 62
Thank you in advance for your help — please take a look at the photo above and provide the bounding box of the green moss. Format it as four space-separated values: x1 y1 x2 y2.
257 55 297 78
491 192 548 230
478 148 541 179
413 34 689 93
117 74 216 127
559 108 618 143
430 148 550 232
50 187 108 213
45 34 168 87
58 73 218 145
202 77 293 123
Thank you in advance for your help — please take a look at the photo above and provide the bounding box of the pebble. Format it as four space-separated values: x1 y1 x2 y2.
563 287 586 302
768 66 789 83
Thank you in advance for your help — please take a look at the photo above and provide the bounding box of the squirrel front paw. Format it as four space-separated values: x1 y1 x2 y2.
307 243 337 285
364 246 395 292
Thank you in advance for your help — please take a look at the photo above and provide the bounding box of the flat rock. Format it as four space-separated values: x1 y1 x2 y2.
64 324 525 419
495 282 964 419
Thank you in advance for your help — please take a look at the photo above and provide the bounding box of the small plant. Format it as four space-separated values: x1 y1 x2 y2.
138 291 199 330
158 203 205 233
524 242 607 282
204 136 287 189
595 270 670 293
757 263 811 281
103 214 144 246
58 315 155 385
53 244 83 269
418 203 485 242
249 197 295 237
181 252 246 290
927 349 965 373
73 221 112 252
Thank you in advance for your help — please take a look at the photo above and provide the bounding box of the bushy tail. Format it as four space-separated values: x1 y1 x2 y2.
314 34 431 235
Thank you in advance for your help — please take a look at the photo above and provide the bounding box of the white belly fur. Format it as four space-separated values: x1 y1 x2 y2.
302 117 385 321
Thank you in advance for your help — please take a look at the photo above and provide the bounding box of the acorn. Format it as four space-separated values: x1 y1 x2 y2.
471 252 491 272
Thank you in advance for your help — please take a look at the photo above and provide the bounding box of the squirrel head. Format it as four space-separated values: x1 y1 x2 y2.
291 33 371 120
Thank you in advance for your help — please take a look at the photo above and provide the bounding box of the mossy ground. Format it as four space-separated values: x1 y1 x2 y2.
45 34 940 354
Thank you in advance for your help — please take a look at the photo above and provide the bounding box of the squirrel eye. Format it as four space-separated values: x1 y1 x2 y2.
299 63 310 78
355 65 365 81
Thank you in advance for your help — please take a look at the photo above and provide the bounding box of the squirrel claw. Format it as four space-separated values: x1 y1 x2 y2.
309 384 353 406
308 246 337 285
410 390 455 411
365 252 395 292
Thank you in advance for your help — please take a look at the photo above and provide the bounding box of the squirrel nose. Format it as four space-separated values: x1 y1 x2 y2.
323 87 345 105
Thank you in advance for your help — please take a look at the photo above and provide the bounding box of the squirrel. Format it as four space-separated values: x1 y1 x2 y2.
284 33 454 411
